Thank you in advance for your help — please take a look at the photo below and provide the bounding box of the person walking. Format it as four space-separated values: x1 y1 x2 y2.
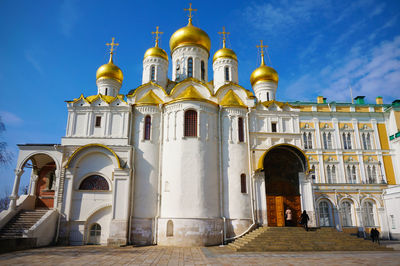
375 228 380 244
370 228 376 243
300 210 310 231
285 208 292 226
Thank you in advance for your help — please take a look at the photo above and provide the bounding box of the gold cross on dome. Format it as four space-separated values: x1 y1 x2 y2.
184 3 197 23
256 40 268 57
151 26 163 47
218 26 230 48
106 37 119 54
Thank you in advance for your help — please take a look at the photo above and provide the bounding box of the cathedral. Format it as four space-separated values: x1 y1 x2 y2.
1 4 400 247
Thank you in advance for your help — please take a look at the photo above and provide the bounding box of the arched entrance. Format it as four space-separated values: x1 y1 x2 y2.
20 153 58 209
263 145 307 227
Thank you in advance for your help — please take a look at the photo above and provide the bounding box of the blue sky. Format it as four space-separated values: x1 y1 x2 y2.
0 0 399 193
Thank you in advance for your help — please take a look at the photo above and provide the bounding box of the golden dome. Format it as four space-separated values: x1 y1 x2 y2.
250 57 278 86
169 20 211 54
213 47 237 62
96 54 123 84
144 46 168 61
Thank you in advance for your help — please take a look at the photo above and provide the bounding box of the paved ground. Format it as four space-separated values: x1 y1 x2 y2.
0 245 399 265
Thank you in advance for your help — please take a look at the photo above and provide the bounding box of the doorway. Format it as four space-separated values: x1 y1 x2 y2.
263 145 307 227
35 163 56 208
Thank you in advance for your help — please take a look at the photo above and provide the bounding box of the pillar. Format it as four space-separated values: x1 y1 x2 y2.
9 168 24 210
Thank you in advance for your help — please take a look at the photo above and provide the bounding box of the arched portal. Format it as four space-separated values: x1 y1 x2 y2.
263 144 307 227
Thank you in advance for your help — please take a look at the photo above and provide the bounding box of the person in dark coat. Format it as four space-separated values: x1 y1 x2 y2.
300 210 310 231
375 228 380 244
370 228 376 243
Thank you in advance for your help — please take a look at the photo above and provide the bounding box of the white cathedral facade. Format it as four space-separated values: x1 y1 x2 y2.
2 8 400 247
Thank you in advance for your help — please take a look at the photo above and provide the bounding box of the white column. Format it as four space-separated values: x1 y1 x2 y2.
29 172 39 196
9 169 25 210
299 172 317 227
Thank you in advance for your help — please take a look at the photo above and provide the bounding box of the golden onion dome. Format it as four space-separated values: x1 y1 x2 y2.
250 56 278 86
96 54 123 83
169 20 211 54
144 46 168 61
213 47 237 62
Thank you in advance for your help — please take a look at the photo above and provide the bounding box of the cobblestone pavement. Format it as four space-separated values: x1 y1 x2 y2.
0 245 399 265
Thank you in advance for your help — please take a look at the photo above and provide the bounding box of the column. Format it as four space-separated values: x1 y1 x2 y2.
299 172 317 227
29 170 39 196
9 169 25 210
253 171 267 225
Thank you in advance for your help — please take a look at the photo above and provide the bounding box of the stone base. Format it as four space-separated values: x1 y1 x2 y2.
131 218 154 246
225 219 252 238
107 219 128 246
157 218 223 246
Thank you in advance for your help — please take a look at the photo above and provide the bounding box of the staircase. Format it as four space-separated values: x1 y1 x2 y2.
0 209 49 238
228 227 393 251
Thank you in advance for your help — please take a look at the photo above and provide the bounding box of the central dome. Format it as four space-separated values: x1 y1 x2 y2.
169 21 211 54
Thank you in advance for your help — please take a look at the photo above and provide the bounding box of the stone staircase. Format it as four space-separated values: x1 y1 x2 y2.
228 227 393 251
0 209 49 238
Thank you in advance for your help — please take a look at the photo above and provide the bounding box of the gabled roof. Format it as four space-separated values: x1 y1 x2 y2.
175 85 204 100
66 94 127 104
136 90 163 105
260 100 295 109
220 89 247 108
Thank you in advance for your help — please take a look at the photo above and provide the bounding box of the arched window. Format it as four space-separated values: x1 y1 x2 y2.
326 165 336 183
201 60 205 80
167 220 173 237
89 223 101 244
346 165 357 183
303 132 313 149
323 132 332 149
362 133 372 150
225 66 230 81
238 117 244 142
343 132 352 149
79 175 109 190
240 174 246 193
362 201 375 227
366 165 377 184
341 201 353 227
150 65 155 81
144 115 151 140
187 57 193 78
184 110 197 137
319 201 332 226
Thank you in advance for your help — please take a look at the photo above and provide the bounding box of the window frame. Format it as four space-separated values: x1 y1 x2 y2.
238 117 244 142
184 109 198 137
187 57 193 78
144 115 151 140
240 174 247 193
95 116 102 127
79 174 110 191
150 65 156 81
201 60 205 80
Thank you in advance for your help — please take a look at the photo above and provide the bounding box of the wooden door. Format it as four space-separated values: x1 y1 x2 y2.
267 196 285 227
284 196 302 226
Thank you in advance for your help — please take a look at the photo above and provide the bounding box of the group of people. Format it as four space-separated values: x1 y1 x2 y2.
370 228 380 244
285 208 310 231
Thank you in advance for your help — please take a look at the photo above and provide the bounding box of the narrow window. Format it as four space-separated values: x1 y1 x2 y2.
311 165 316 182
225 66 230 81
184 110 197 137
167 220 173 237
89 223 101 244
105 88 108 96
150 65 155 81
347 133 352 149
319 201 332 226
187 57 193 78
95 116 102 127
342 133 347 149
201 60 205 80
362 133 372 150
391 215 396 229
307 133 313 149
238 117 244 142
267 92 270 101
144 115 151 140
240 174 247 193
303 132 308 149
327 132 332 149
271 122 277 133
323 133 328 149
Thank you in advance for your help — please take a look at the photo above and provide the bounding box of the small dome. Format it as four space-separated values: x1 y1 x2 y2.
250 63 278 86
96 56 123 84
213 47 237 62
169 21 211 54
144 46 168 61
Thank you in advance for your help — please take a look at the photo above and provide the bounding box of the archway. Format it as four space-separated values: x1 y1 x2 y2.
18 153 58 209
263 144 307 227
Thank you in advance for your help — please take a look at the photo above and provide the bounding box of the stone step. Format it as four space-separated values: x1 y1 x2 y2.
0 209 48 238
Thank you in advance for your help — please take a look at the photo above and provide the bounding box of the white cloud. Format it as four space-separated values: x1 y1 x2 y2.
59 0 80 38
284 36 400 103
0 111 23 126
25 51 43 75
